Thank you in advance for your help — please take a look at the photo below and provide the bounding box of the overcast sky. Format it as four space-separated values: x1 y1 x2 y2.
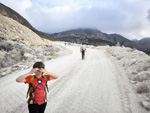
1 0 150 40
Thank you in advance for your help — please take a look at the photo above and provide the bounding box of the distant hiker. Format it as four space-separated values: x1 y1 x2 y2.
16 62 59 113
80 43 86 60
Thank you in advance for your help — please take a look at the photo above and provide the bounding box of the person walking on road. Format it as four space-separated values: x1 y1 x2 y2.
80 43 86 60
16 62 59 113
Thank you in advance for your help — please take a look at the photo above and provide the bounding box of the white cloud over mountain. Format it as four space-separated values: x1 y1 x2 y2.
1 0 150 40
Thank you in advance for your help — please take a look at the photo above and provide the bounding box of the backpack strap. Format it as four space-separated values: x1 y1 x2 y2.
30 75 35 83
43 75 47 81
43 75 49 92
26 75 35 98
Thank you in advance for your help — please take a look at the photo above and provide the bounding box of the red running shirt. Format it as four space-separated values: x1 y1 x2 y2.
25 75 50 105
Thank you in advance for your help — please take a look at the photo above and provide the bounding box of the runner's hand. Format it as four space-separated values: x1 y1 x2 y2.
29 68 39 74
40 68 48 74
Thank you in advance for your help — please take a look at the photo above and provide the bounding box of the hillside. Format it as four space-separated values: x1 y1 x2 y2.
0 3 55 41
134 38 150 54
52 28 115 46
108 34 135 48
105 46 150 110
0 42 150 112
51 28 135 47
0 3 150 112
0 14 67 77
1 3 149 54
52 28 150 54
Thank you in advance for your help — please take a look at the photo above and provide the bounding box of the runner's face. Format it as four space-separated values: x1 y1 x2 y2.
35 68 43 75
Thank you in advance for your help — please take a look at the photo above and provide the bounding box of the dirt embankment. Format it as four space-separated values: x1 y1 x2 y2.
105 46 150 110
0 14 68 77
0 3 55 41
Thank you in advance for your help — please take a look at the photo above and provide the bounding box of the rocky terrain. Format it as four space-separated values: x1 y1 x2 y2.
134 38 150 54
1 3 149 53
0 42 150 112
52 28 150 54
0 2 150 111
105 46 150 110
51 28 135 47
0 14 68 77
0 3 55 41
52 28 115 46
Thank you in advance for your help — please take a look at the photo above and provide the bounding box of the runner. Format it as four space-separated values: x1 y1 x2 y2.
16 62 59 113
80 43 87 60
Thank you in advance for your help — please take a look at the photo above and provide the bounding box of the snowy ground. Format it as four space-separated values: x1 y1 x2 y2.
0 42 148 113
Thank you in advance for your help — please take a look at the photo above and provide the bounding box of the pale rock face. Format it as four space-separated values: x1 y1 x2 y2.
0 14 67 77
105 46 150 110
0 14 51 46
142 101 150 110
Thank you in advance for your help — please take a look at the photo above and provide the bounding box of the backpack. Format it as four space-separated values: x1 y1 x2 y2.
26 75 49 99
81 45 86 51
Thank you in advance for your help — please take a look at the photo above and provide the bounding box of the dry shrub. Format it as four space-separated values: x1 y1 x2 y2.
55 48 60 52
0 41 13 51
137 84 150 94
11 50 21 61
133 73 150 82
49 48 55 56
0 57 5 68
0 49 24 68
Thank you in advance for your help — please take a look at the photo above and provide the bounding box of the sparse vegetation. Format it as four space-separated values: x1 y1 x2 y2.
0 41 13 51
133 74 150 82
0 13 66 77
0 40 28 68
0 37 65 77
116 42 120 46
137 84 150 94
106 46 150 110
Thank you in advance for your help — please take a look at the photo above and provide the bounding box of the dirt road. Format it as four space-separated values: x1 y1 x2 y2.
0 43 146 113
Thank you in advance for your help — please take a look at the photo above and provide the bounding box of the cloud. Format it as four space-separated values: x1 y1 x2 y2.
1 0 150 39
0 0 31 16
147 9 150 21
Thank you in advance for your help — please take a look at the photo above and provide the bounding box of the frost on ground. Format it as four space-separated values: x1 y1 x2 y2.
105 46 150 110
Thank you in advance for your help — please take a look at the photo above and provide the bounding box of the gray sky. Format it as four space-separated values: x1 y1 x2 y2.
1 0 150 40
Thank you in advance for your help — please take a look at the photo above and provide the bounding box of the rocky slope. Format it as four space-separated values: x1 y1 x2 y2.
0 14 67 77
1 3 149 54
105 46 150 110
108 34 135 48
0 14 48 46
52 28 135 48
0 3 55 41
134 38 150 54
52 28 150 54
52 28 114 46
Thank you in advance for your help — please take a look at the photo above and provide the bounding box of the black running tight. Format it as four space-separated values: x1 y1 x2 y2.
28 103 47 113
